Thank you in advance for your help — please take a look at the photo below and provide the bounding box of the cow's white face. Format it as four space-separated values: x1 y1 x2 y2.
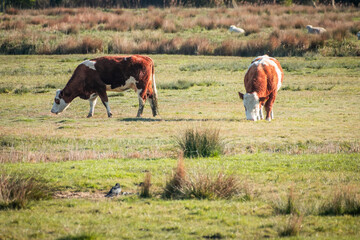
242 92 261 121
51 89 70 114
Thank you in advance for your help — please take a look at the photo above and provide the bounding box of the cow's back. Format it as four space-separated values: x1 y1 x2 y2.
91 55 153 89
244 56 283 98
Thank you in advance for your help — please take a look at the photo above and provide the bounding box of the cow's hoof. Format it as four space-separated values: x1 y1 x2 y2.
108 113 113 118
87 114 93 118
266 118 271 121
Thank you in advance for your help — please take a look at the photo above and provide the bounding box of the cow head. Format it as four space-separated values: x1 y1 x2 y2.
238 92 266 121
51 89 70 114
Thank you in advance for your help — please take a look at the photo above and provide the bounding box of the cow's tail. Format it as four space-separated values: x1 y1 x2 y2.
151 63 159 117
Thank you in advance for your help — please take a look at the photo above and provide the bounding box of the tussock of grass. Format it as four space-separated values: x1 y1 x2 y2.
319 186 360 216
0 87 13 94
282 85 335 91
139 172 152 198
158 80 195 90
159 80 218 90
176 128 223 158
163 156 186 199
273 187 299 215
163 157 249 200
179 62 248 72
13 87 30 95
0 172 52 210
278 214 303 237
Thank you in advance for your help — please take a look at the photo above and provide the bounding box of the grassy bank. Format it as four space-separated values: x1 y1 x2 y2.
0 6 359 56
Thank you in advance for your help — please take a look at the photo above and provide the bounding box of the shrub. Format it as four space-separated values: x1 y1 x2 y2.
139 172 152 198
0 172 52 209
176 128 223 158
319 186 360 216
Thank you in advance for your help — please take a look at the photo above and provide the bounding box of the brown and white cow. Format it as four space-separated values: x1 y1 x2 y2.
238 55 284 121
51 55 159 118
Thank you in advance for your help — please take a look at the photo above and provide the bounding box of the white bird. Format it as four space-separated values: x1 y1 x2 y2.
105 183 121 197
229 25 245 34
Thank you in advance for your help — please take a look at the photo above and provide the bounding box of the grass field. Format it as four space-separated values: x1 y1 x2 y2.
0 54 360 239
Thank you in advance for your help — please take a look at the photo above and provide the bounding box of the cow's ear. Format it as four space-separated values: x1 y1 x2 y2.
238 92 244 100
259 97 267 102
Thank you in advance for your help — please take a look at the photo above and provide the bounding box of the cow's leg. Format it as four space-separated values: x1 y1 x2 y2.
87 94 98 118
264 92 276 121
98 89 112 118
148 93 158 117
259 105 264 120
136 89 145 118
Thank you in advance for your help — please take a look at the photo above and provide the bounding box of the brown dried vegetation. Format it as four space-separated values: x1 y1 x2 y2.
0 6 359 56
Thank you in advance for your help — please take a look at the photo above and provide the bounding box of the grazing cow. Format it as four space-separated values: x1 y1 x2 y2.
51 55 159 118
229 25 245 34
306 25 326 34
238 55 284 121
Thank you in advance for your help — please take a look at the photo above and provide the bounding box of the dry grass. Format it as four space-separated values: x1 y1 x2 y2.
0 6 359 56
162 156 250 200
0 172 52 209
163 156 186 199
273 186 300 215
319 186 360 216
278 214 303 237
139 172 152 198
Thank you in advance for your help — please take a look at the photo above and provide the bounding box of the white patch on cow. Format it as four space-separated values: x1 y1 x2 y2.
88 94 98 117
81 60 96 70
106 76 138 92
104 101 111 116
152 74 157 95
51 89 70 114
243 92 260 121
259 107 264 120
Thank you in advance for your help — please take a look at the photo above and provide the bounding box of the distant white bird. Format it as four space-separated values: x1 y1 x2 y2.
357 31 360 40
306 25 326 34
105 183 121 197
229 25 245 34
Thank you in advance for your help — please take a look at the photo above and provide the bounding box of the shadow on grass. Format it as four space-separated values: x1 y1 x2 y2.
57 233 100 240
118 117 244 122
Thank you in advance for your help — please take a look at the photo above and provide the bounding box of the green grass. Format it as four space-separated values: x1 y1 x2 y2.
1 154 360 239
0 54 359 239
0 55 359 162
